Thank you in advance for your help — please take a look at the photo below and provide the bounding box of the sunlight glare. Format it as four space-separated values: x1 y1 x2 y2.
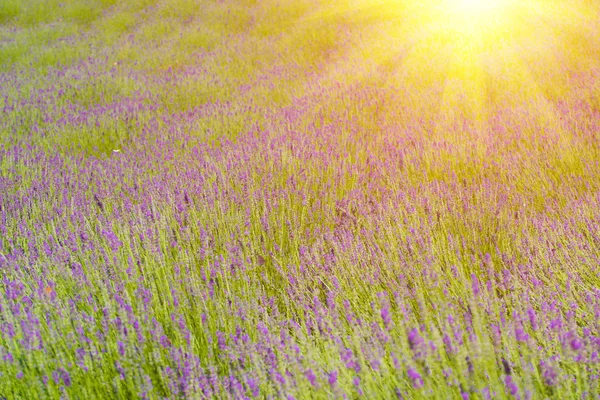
437 0 515 37
451 0 505 15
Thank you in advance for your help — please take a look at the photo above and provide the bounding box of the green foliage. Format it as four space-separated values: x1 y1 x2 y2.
0 0 21 24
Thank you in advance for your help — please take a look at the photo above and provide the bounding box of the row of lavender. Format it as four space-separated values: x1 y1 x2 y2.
2 77 600 399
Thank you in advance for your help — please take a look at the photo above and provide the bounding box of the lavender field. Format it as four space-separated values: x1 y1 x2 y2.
1 0 600 398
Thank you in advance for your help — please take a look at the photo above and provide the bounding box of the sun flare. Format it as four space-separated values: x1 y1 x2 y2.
439 0 515 34
450 0 506 15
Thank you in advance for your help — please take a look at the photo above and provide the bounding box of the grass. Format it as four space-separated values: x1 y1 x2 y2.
1 0 600 398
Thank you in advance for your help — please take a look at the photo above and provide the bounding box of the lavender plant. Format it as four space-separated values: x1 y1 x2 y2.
1 0 599 398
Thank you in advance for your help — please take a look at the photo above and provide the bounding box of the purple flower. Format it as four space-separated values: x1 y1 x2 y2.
443 334 455 354
395 387 404 399
381 305 392 329
354 376 363 396
471 273 480 297
257 322 270 337
118 341 126 356
53 370 61 385
540 361 557 387
159 335 171 348
3 352 13 363
466 356 474 375
408 328 424 350
515 326 529 342
247 377 259 397
340 347 354 368
568 332 583 352
216 331 226 350
328 370 338 387
527 308 537 330
501 358 512 375
504 375 518 397
305 369 317 387
116 361 126 380
273 370 286 386
481 387 491 400
62 369 71 387
549 318 562 331
407 367 423 388
490 324 501 346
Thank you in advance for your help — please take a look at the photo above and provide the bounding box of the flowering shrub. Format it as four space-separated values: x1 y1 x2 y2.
1 0 599 398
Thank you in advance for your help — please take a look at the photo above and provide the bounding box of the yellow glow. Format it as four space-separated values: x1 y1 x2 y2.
438 0 516 36
450 0 505 15
301 0 599 145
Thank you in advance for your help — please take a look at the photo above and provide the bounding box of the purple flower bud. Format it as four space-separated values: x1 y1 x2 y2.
515 326 529 342
527 308 537 330
62 370 71 387
443 334 455 354
305 369 317 387
540 361 557 387
273 370 285 386
328 370 338 387
215 331 227 350
407 367 423 388
118 341 126 356
159 335 172 348
381 305 391 329
504 375 518 397
549 318 562 331
491 324 501 346
466 356 474 375
568 332 583 352
471 273 480 297
53 370 61 385
395 387 404 399
354 376 363 396
247 377 259 397
3 352 13 363
340 347 354 367
482 386 491 400
502 358 512 375
408 328 424 349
